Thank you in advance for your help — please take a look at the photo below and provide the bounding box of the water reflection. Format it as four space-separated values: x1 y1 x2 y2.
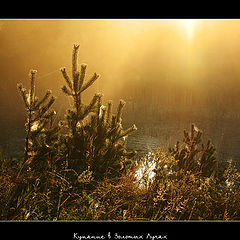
134 151 156 189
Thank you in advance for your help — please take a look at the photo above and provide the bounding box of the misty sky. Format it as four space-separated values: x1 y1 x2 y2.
0 19 240 121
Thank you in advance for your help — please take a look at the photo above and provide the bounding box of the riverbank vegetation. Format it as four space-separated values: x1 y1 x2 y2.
1 45 240 221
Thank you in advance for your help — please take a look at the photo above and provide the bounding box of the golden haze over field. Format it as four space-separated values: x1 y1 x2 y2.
0 19 239 120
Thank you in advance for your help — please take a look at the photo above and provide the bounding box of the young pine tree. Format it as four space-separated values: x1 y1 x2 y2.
60 44 137 181
169 123 217 177
17 70 61 172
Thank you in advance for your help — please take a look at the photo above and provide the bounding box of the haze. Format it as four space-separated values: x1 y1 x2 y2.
0 19 240 160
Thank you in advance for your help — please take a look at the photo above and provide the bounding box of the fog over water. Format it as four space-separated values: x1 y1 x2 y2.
0 19 239 162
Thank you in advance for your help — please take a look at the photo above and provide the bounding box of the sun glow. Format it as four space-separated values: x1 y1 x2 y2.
179 19 199 42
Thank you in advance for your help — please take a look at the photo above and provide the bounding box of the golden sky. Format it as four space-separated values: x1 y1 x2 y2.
0 19 240 117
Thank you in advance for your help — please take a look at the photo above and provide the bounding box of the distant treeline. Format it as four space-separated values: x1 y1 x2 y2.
121 79 240 121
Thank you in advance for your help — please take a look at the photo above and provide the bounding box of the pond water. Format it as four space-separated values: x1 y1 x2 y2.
125 118 240 164
0 117 239 167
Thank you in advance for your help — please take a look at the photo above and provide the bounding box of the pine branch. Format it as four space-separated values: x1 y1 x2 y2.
79 64 87 91
79 73 100 93
118 124 137 139
60 68 73 90
33 90 52 110
83 93 101 117
72 44 80 80
29 69 37 107
73 71 80 93
61 85 72 96
116 99 126 123
106 100 113 125
17 83 30 109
